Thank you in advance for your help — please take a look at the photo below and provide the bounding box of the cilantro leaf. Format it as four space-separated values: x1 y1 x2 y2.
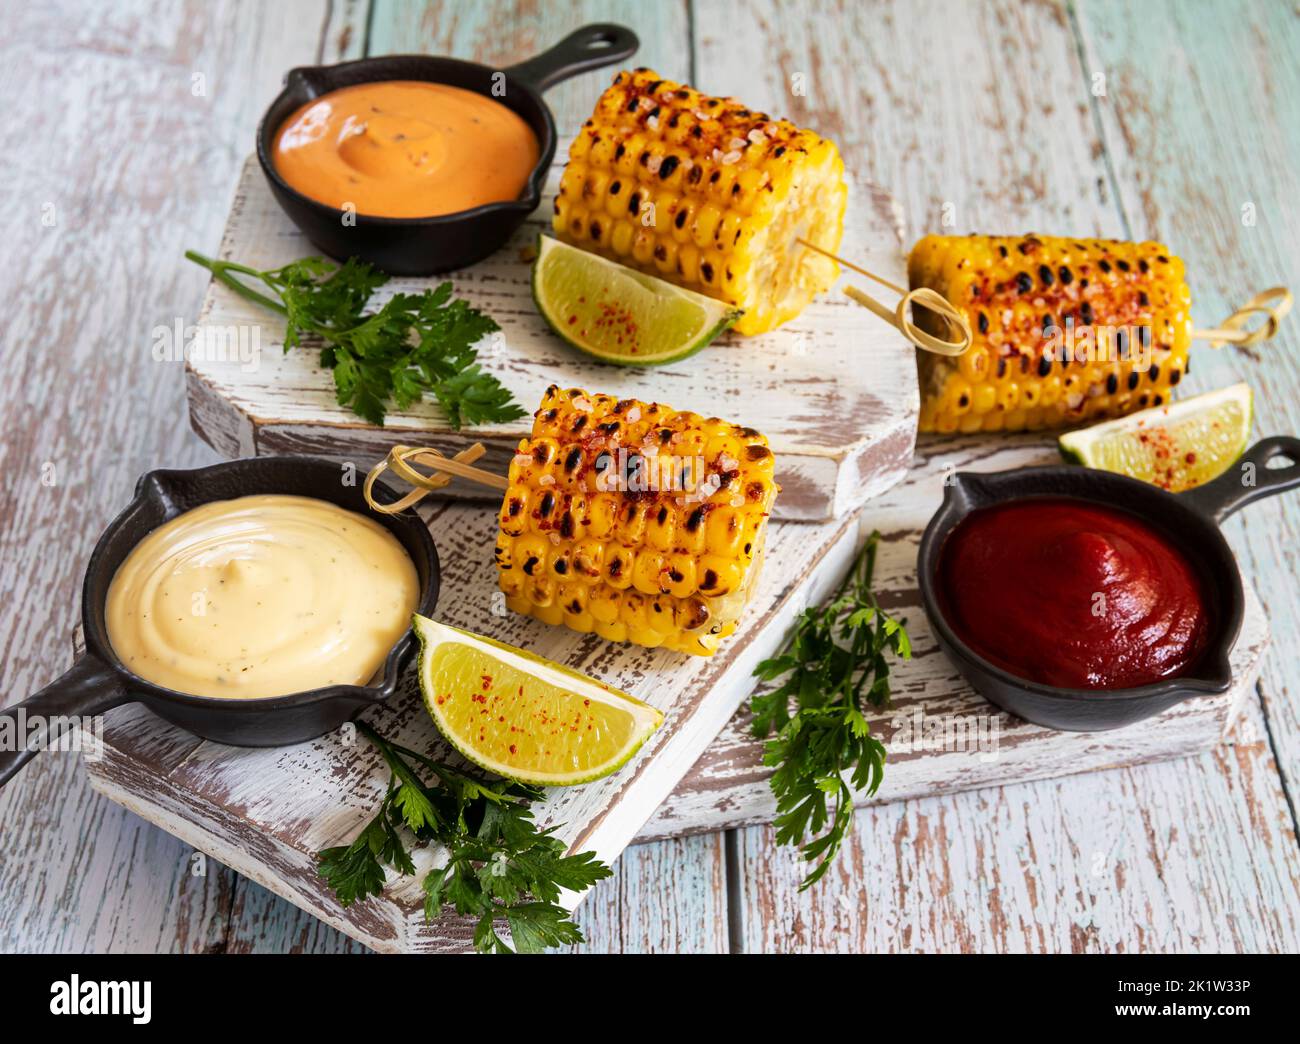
316 722 606 954
751 531 910 890
185 250 525 429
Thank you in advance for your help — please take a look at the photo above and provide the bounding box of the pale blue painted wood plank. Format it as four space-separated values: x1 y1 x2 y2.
367 0 692 135
1075 0 1300 826
365 0 729 955
736 706 1300 953
702 0 1300 953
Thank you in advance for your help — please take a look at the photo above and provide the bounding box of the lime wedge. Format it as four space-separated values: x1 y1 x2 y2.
532 236 742 365
413 615 662 786
1058 383 1252 492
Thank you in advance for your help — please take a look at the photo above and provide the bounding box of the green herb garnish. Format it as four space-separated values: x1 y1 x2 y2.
317 721 610 953
751 530 911 890
185 251 526 428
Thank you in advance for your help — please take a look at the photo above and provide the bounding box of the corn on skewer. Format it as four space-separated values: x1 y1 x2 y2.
905 234 1196 433
497 387 777 656
364 389 779 657
555 68 847 336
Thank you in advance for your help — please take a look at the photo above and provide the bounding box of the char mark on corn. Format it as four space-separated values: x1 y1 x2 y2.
495 386 778 656
556 68 847 336
909 234 1193 433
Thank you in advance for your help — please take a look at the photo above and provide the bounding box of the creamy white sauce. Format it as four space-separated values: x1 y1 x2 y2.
105 495 419 698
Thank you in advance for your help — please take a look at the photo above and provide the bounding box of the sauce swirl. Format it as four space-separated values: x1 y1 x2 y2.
936 497 1210 690
272 80 540 218
106 495 419 698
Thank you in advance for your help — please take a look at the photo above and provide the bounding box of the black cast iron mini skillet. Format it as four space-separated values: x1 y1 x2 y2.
0 457 439 787
918 436 1300 732
255 23 639 275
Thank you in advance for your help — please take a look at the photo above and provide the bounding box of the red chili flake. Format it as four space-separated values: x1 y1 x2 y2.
568 315 578 325
509 744 517 755
1185 452 1196 464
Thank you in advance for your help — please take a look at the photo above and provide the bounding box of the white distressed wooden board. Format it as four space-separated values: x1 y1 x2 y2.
82 500 860 953
79 438 1267 952
185 157 918 521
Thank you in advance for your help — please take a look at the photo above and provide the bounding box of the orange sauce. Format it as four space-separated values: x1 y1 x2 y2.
272 80 540 218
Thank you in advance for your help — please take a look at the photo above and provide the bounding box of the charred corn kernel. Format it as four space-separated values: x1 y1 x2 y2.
909 234 1193 432
495 386 779 656
555 68 847 336
559 582 589 620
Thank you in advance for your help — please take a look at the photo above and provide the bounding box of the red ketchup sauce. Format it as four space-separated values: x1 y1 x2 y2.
936 497 1211 690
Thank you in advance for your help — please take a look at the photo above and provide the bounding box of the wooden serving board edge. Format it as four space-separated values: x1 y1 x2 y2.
183 157 919 523
80 513 861 952
639 571 1269 842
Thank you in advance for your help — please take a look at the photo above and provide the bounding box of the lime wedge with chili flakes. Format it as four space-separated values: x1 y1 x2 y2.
531 236 742 365
1058 383 1252 493
413 615 663 786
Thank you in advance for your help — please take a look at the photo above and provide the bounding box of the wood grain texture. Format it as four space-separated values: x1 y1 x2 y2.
0 0 325 956
82 501 859 951
1073 0 1300 881
643 437 1269 840
186 160 917 521
80 436 1268 951
696 0 1123 236
696 0 1300 953
4 0 1298 956
733 699 1300 953
367 0 693 136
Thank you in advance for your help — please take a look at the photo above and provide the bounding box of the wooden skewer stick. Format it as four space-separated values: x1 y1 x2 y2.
364 442 508 515
1191 286 1293 348
797 236 973 357
799 236 1292 355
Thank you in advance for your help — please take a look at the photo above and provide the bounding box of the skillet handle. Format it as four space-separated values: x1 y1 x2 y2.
1179 435 1300 524
505 24 639 93
0 654 127 788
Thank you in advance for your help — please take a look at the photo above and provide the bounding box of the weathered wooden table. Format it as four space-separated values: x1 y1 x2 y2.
2 0 1297 953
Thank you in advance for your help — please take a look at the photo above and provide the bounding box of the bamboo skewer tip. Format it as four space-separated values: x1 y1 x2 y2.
796 236 971 356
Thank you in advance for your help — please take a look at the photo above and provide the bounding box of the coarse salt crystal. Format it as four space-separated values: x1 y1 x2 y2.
747 128 765 144
646 154 663 174
539 474 556 486
729 137 747 151
646 115 660 131
626 406 642 422
513 453 532 467
572 395 593 411
722 150 742 165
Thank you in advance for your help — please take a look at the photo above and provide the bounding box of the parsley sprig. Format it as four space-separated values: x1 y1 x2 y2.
317 721 611 953
751 530 911 890
185 251 526 429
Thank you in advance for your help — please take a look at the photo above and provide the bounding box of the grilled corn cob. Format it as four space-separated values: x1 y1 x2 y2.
909 234 1193 433
555 68 846 336
494 386 778 656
